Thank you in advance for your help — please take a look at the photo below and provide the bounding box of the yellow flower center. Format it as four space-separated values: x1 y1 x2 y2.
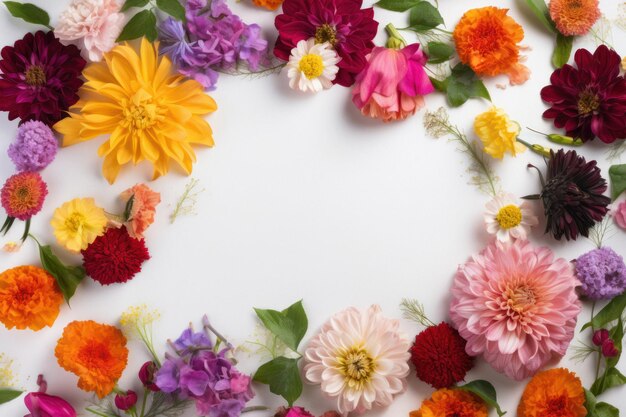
577 89 600 115
315 24 337 45
507 284 536 312
25 65 46 86
123 89 159 130
337 346 375 389
65 212 86 233
495 205 522 229
299 54 325 79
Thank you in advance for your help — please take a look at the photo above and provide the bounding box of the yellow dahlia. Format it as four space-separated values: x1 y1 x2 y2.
51 198 108 252
474 106 525 159
54 38 217 183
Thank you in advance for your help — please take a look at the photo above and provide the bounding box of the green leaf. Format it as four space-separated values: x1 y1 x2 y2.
3 1 51 29
253 357 302 406
407 2 444 32
0 388 22 405
374 0 420 12
120 0 149 12
595 402 620 417
254 300 308 352
457 380 506 417
524 0 557 34
584 389 597 417
429 76 447 92
609 164 626 200
444 64 491 107
427 42 454 64
552 33 573 68
116 9 158 42
35 242 85 305
582 291 626 332
590 367 626 396
156 0 185 21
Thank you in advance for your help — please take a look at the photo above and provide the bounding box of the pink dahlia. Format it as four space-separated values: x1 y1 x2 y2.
274 0 378 87
0 31 86 126
352 44 434 122
450 239 581 380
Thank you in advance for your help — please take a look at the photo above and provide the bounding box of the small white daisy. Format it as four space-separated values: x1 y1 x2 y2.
286 38 340 93
484 193 538 242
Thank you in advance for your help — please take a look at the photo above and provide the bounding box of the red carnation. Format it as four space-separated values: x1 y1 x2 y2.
0 31 85 126
410 322 474 388
82 227 150 285
274 0 378 87
541 45 626 144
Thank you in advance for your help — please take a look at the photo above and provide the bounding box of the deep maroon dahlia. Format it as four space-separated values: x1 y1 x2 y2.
534 149 610 241
274 0 378 87
541 45 626 144
81 227 150 285
0 31 86 126
409 322 474 389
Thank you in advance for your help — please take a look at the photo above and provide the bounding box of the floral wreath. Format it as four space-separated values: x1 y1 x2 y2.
1 0 626 417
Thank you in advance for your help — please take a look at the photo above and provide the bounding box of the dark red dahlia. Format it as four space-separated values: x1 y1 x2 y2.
0 31 86 126
534 149 610 241
274 0 378 87
409 322 474 389
541 45 626 144
81 227 150 285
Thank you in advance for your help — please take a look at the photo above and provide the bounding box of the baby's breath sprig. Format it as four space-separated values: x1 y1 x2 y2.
607 141 626 162
423 107 499 196
170 178 204 224
400 298 436 327
588 216 615 249
120 305 161 366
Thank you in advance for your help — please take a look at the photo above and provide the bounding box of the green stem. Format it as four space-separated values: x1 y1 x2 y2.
517 138 552 158
85 408 112 417
243 406 271 413
140 389 149 417
385 23 407 49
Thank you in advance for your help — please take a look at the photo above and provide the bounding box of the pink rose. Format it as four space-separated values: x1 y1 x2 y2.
614 200 626 230
352 44 434 122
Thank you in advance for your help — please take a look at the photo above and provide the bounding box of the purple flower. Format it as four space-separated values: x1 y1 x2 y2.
575 247 626 299
159 18 197 67
174 328 213 353
155 357 184 393
8 120 57 171
239 24 268 70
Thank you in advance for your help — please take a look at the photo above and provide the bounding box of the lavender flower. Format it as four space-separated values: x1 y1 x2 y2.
155 320 254 417
575 247 626 299
8 120 57 171
158 0 269 90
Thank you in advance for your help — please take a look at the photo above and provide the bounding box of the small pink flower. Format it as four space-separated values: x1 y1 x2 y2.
114 390 138 411
24 375 76 417
120 184 161 239
230 373 251 394
614 201 626 230
55 0 125 62
285 407 315 417
592 329 610 346
352 44 434 122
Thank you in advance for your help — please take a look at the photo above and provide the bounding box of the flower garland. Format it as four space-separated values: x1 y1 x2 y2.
0 0 626 417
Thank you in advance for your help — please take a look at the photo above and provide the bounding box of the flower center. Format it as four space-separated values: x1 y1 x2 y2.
315 24 337 45
78 341 112 368
25 65 46 87
545 394 568 414
123 90 159 130
65 212 86 234
577 89 600 115
299 54 325 79
507 284 536 312
337 346 375 388
495 205 522 229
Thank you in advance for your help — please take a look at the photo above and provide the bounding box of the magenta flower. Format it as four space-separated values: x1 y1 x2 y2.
352 43 434 122
24 375 76 417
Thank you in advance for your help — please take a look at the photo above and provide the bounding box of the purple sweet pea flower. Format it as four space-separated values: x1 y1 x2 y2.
155 357 184 393
238 24 268 70
174 328 212 353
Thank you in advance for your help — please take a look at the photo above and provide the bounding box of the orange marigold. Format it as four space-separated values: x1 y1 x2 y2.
518 368 586 417
410 388 488 417
549 0 600 36
252 0 283 10
55 320 128 398
453 7 530 85
0 265 63 331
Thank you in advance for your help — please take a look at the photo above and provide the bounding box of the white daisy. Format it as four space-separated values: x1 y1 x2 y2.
484 193 538 242
286 38 340 93
303 305 410 414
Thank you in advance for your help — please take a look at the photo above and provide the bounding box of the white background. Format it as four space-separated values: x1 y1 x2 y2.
1 0 626 415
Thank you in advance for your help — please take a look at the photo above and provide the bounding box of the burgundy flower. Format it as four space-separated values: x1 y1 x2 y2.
274 0 378 87
0 31 86 126
531 149 610 241
541 45 626 144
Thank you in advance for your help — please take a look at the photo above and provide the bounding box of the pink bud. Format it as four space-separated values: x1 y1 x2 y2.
285 406 315 417
593 329 610 346
138 361 160 392
601 339 620 358
114 390 138 411
24 392 76 417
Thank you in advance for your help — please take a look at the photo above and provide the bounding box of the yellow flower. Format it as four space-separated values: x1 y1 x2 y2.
0 353 17 387
474 106 525 159
54 38 217 184
51 198 108 252
120 304 160 338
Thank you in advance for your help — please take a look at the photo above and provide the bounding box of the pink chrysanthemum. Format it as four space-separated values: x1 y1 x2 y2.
450 239 581 381
1 172 48 220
